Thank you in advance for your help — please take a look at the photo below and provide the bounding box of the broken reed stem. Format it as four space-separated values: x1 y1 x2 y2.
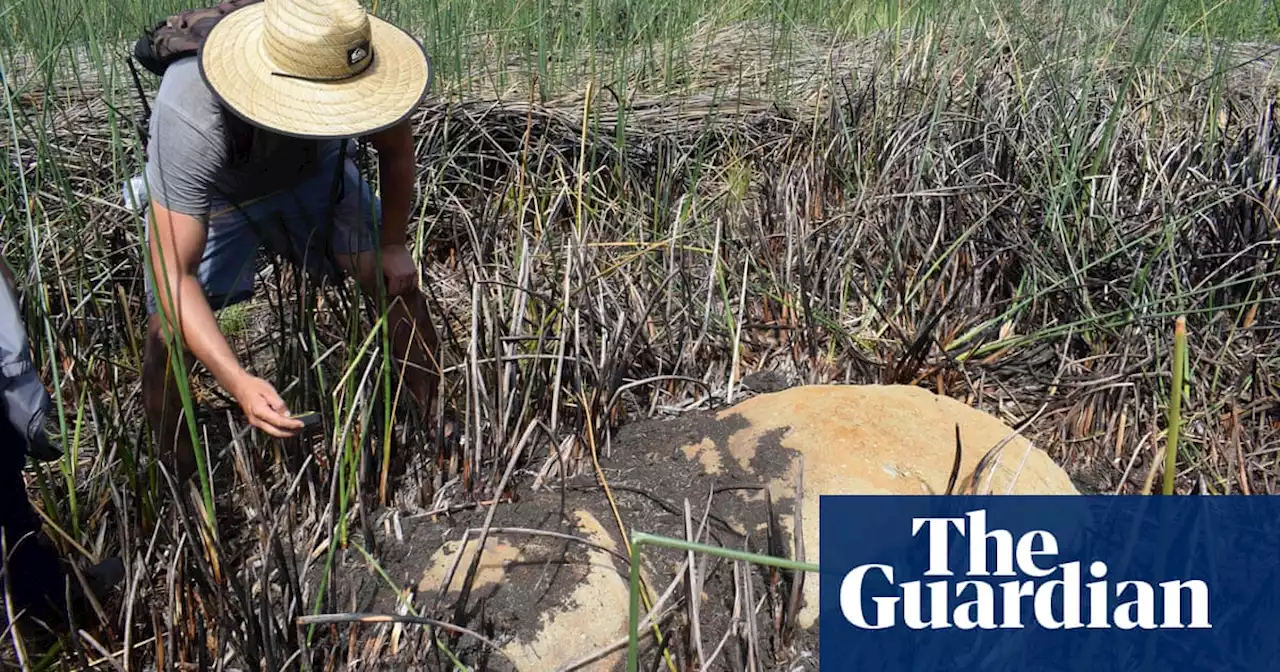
625 531 821 672
1163 316 1187 496
683 499 706 668
294 613 505 655
785 455 806 637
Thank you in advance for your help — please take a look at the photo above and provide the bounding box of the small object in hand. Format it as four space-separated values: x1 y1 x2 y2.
292 411 322 433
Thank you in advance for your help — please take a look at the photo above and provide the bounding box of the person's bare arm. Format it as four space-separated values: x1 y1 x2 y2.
368 119 416 249
148 203 238 387
357 119 422 299
148 201 302 437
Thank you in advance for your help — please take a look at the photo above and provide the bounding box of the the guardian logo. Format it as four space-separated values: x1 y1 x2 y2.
839 509 1211 631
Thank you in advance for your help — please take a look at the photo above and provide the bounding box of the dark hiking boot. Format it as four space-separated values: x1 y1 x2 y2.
1 532 124 654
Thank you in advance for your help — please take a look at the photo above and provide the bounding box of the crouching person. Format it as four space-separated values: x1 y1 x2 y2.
0 255 122 649
140 0 441 483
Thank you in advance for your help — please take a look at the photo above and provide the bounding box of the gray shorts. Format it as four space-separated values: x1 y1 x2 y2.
142 154 382 315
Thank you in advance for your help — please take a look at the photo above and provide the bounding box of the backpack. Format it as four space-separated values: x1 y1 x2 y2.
133 0 264 77
126 0 264 157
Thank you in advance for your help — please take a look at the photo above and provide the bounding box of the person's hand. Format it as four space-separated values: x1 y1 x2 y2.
24 411 61 462
230 374 303 438
379 243 418 297
3 376 61 462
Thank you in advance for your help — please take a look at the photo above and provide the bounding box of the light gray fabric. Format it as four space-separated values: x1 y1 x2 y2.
0 265 57 461
142 56 344 218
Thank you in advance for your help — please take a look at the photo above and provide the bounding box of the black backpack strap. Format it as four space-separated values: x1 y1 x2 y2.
125 55 152 155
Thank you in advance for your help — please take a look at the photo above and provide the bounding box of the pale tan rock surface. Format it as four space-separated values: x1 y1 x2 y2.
678 383 1079 629
413 509 630 671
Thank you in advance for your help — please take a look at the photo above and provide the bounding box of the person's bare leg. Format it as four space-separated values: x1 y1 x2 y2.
385 286 440 420
338 252 440 424
142 314 198 483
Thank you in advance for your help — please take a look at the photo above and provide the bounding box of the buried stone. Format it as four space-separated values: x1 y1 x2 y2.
838 510 1212 632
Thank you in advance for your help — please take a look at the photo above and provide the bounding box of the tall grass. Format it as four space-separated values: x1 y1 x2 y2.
2 0 1279 667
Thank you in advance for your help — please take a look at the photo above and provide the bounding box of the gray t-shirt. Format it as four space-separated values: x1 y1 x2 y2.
143 57 344 218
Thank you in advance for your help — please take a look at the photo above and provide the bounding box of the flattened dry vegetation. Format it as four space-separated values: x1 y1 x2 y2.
3 7 1280 670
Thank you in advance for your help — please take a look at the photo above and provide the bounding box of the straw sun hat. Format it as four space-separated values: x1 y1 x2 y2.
198 0 431 139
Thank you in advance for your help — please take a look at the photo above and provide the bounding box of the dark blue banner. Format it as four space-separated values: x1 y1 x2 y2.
818 495 1280 671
